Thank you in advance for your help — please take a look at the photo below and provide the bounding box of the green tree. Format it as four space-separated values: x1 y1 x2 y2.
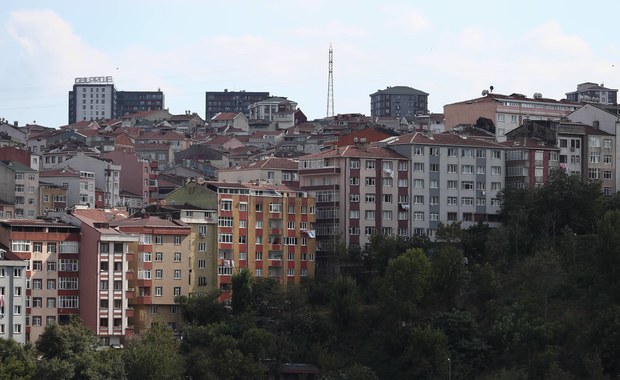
175 290 227 325
381 248 432 322
594 210 620 299
232 268 254 315
123 322 184 380
431 245 469 308
329 276 359 329
523 248 564 319
36 317 122 380
403 326 450 379
0 338 37 379
251 277 285 316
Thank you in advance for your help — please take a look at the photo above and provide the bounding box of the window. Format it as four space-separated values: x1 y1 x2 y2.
476 198 486 206
491 166 502 175
349 209 360 219
447 164 457 173
219 217 234 227
461 181 474 190
365 160 375 169
447 180 457 190
414 146 424 155
413 195 424 204
155 252 163 262
47 298 56 308
174 287 181 296
590 152 601 163
382 177 393 187
429 164 439 172
47 279 56 289
365 193 375 202
349 177 359 185
476 166 485 174
414 179 424 189
174 236 182 245
447 196 457 205
33 242 43 253
430 196 439 205
447 212 458 221
413 212 424 221
269 203 282 213
383 194 393 203
462 149 474 157
365 177 376 186
430 180 438 189
174 252 182 262
430 213 440 221
398 161 408 171
239 203 248 212
491 182 502 191
365 210 375 220
462 165 474 174
219 234 233 243
11 241 30 252
255 268 262 277
174 269 181 279
220 200 232 211
414 162 424 172
350 159 360 169
349 227 359 235
461 197 474 206
350 193 359 202
398 178 408 187
383 210 393 220
32 279 42 289
33 297 42 308
33 260 42 271
155 287 163 296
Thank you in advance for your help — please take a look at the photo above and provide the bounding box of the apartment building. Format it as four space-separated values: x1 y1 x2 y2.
111 214 191 334
166 181 316 300
57 208 140 346
205 90 270 120
370 86 429 119
68 77 116 124
386 132 506 237
566 82 618 105
0 247 28 344
506 119 616 195
103 150 160 206
39 167 95 209
499 138 561 189
56 153 121 208
39 182 68 214
444 92 580 140
0 161 39 219
298 142 409 276
0 219 81 342
218 157 300 188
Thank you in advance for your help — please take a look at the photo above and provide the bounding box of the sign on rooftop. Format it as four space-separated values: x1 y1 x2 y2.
75 76 113 84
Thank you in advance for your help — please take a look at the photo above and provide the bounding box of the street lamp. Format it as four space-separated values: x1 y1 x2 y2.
448 357 451 380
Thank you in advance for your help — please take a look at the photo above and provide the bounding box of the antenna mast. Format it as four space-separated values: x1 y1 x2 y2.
326 43 334 117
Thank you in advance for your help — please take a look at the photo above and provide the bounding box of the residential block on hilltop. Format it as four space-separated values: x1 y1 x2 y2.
2 78 620 347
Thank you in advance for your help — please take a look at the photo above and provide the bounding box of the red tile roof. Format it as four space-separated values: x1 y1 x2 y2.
388 132 506 148
211 112 237 121
219 157 298 172
301 144 407 159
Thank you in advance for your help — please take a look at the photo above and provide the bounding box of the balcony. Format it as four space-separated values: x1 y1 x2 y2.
126 308 134 318
126 270 134 280
125 288 135 298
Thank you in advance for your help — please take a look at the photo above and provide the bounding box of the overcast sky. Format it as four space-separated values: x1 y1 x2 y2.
1 1 619 127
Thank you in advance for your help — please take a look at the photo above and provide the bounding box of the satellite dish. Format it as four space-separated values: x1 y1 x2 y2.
481 90 489 96
489 85 494 92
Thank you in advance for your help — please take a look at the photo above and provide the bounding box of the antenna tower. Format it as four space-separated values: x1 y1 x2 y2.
326 44 334 117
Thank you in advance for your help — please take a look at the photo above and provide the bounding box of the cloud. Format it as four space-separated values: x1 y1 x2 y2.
294 19 368 38
381 4 432 34
6 9 114 87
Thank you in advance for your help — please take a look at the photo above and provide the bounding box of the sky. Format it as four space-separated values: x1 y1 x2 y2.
1 1 619 127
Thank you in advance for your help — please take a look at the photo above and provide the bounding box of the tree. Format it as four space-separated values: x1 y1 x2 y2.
380 248 432 322
123 322 184 380
232 268 254 315
251 277 285 316
0 338 37 379
523 248 564 319
329 276 359 329
403 326 450 379
36 317 122 380
594 210 620 299
175 290 227 325
431 245 469 308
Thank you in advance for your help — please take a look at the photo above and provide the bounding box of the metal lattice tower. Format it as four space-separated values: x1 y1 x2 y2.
326 44 334 117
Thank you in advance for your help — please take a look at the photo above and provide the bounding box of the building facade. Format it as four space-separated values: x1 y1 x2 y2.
370 86 429 119
116 91 165 118
68 78 116 124
0 219 81 343
112 215 191 334
444 93 581 140
166 181 317 300
500 138 560 189
566 82 618 105
0 248 28 344
205 90 270 121
0 161 39 219
387 133 506 237
298 142 409 276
